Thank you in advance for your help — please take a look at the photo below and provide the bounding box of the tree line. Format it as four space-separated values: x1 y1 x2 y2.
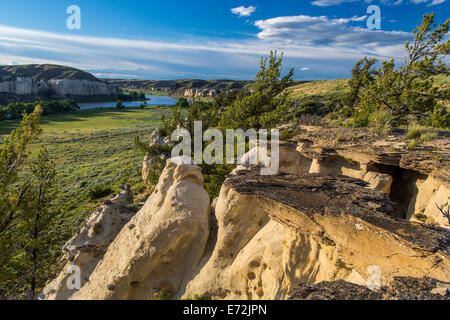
0 99 80 121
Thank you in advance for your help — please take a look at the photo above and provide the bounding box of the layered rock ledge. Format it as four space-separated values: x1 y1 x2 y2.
225 169 450 285
289 276 449 300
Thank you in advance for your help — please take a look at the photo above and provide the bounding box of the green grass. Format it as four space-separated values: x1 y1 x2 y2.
0 105 172 244
0 106 170 135
288 79 350 101
406 123 439 141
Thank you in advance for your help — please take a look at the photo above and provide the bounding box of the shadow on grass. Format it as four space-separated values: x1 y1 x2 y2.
0 106 172 135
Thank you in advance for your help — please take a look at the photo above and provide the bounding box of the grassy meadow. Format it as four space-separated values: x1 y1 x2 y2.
0 106 172 242
288 79 350 101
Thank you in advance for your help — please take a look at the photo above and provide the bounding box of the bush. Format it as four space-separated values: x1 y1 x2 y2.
116 100 124 109
407 124 433 139
345 13 449 128
88 185 113 200
175 98 189 109
429 105 450 128
369 108 393 135
406 124 439 143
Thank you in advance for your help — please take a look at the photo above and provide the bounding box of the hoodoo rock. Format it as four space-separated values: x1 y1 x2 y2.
293 126 450 228
70 157 210 300
39 185 135 300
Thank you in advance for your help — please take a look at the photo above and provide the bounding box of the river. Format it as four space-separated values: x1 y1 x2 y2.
77 95 179 109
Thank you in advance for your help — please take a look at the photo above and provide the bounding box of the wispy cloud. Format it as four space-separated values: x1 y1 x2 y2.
254 15 411 46
428 0 446 5
231 6 256 17
0 22 409 80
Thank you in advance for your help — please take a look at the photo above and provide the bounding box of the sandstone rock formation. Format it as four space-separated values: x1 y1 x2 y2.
47 79 118 96
39 185 135 300
43 125 450 300
182 168 449 300
289 276 449 300
292 126 449 228
141 130 170 188
69 157 210 300
0 64 119 98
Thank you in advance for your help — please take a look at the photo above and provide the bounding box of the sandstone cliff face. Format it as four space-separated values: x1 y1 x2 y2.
47 79 118 96
183 88 218 97
0 78 118 97
293 126 449 229
0 65 119 98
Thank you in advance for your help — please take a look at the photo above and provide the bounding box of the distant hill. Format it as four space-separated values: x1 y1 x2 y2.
0 64 120 105
105 78 309 97
0 64 99 82
104 79 254 96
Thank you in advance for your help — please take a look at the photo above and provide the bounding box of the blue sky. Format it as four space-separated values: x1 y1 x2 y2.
0 0 448 79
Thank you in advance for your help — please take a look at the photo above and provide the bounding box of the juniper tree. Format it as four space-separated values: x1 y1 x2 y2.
0 106 42 298
348 13 449 127
18 148 59 298
0 106 42 235
219 51 294 130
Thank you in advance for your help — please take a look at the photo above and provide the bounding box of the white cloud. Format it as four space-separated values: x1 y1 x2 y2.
231 6 256 17
254 15 411 46
428 0 446 5
0 24 409 80
300 67 310 71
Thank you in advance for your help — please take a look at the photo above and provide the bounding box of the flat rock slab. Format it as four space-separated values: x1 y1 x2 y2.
225 169 450 283
289 276 450 300
292 126 450 184
226 169 449 255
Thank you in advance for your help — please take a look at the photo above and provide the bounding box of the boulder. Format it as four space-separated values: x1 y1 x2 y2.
363 171 393 194
412 175 450 229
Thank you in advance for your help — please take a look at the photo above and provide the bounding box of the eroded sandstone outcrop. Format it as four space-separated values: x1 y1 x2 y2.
0 64 119 99
183 168 449 300
42 125 449 300
39 185 135 300
69 157 210 300
292 126 449 228
225 169 449 285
